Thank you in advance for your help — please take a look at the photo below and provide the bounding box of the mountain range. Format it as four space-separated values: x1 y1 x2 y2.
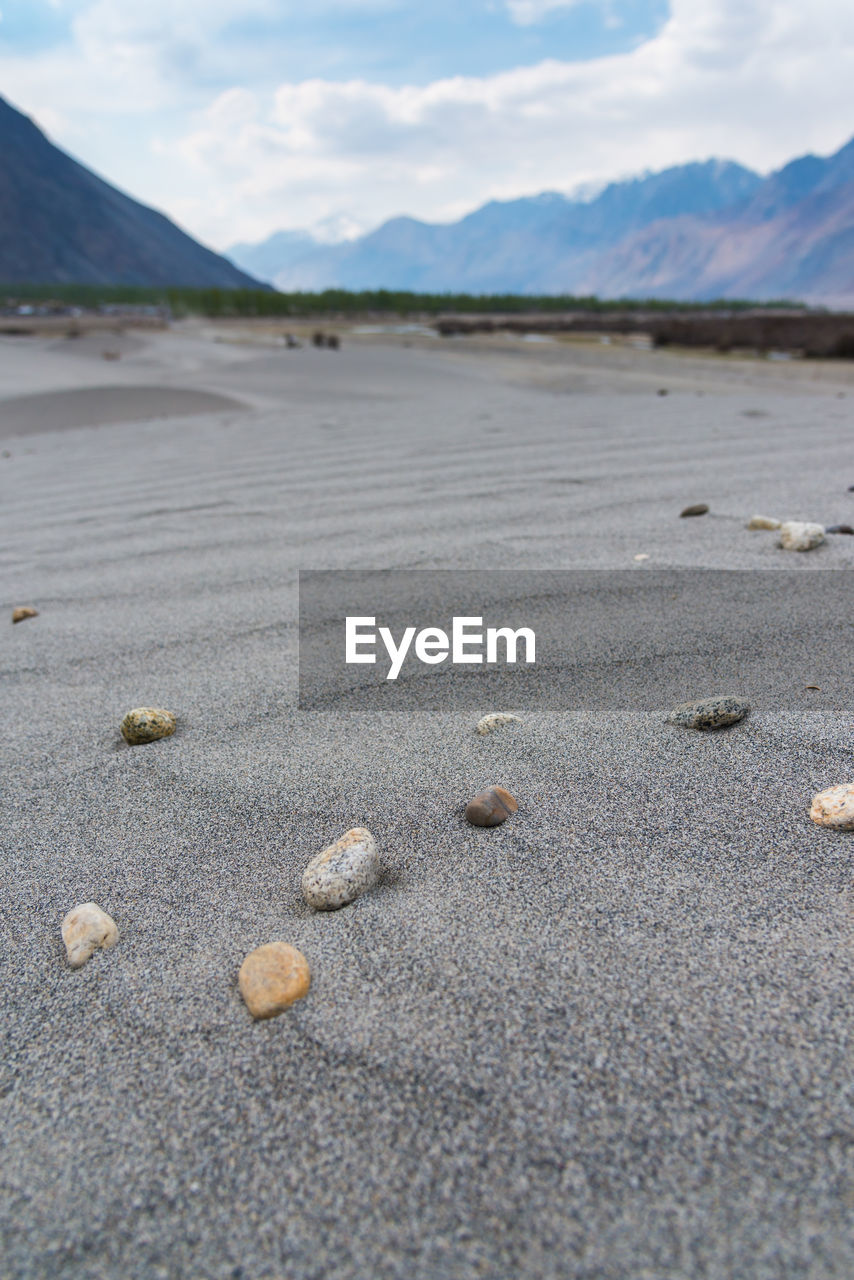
2 83 852 304
228 139 854 306
0 95 261 288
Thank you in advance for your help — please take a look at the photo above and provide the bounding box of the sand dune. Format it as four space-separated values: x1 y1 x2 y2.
2 324 853 1280
0 383 246 437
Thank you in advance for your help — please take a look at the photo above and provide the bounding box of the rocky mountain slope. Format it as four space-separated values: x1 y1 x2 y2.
228 142 854 304
0 96 262 288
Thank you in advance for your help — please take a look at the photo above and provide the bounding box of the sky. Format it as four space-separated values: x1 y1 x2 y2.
1 0 853 251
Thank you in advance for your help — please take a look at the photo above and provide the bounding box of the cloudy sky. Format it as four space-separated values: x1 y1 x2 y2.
1 0 853 251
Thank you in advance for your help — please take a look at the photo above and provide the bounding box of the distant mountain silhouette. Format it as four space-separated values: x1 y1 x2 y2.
0 95 263 288
580 139 854 305
225 229 323 284
229 143 854 305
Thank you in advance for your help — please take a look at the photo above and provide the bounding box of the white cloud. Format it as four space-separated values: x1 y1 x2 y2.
505 0 587 25
157 0 854 246
2 0 854 250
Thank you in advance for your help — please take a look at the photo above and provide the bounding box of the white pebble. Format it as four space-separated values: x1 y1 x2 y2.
747 515 782 530
810 784 854 829
778 521 825 551
62 903 118 968
301 827 380 911
475 713 522 736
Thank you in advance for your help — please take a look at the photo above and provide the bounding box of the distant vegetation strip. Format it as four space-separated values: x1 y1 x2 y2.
0 283 807 316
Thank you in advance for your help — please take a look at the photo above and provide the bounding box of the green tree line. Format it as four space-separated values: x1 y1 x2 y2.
0 283 806 316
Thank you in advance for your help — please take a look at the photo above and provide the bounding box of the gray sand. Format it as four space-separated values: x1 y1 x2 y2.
0 384 246 437
2 326 854 1279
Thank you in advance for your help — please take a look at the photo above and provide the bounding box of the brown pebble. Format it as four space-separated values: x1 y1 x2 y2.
120 707 176 744
465 786 518 827
680 503 709 517
12 606 38 624
826 524 854 535
238 942 311 1020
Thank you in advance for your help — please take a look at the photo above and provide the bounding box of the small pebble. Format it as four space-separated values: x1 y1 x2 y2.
465 786 518 827
12 606 38 623
238 942 311 1019
666 696 749 731
680 503 709 517
810 784 854 830
657 388 669 396
476 713 522 736
120 707 176 745
301 827 380 910
778 521 825 551
633 553 650 561
62 903 118 969
826 524 854 535
747 515 782 531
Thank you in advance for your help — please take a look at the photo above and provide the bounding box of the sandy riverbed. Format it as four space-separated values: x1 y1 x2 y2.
2 322 853 1280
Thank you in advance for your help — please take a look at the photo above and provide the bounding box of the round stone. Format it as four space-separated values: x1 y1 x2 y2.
120 707 176 745
238 942 311 1020
62 903 118 969
666 696 749 731
12 606 38 623
475 713 522 736
747 515 782 531
680 503 709 517
778 521 825 551
810 784 854 830
301 827 380 911
465 786 519 827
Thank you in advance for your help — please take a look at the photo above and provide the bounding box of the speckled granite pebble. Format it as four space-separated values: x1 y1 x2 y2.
680 503 709 517
475 713 522 736
238 942 311 1019
666 696 749 731
778 521 825 551
11 606 38 623
120 707 176 745
61 903 118 969
465 786 519 827
301 827 380 910
747 515 781 530
810 784 854 829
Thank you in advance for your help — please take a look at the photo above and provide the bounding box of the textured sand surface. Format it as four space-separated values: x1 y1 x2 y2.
2 325 854 1279
0 384 246 436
